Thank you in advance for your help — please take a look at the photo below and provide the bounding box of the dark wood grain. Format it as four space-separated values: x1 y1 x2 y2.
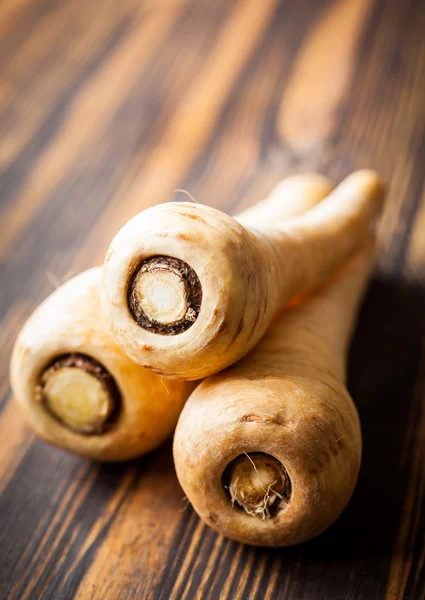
1 0 425 598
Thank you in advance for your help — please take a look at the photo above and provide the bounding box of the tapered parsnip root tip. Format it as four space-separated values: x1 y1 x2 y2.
224 453 291 519
355 168 386 196
36 353 120 435
128 256 202 335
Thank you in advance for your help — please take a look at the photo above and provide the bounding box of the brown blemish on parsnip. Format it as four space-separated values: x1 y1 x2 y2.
230 317 245 344
239 414 285 426
217 320 228 335
156 232 190 241
180 212 207 224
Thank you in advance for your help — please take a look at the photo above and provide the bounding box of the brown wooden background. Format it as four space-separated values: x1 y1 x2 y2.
1 0 425 598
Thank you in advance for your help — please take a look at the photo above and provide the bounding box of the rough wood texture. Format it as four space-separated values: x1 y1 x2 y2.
1 0 425 598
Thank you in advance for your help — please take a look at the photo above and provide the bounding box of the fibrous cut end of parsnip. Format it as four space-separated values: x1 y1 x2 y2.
36 354 120 435
225 453 291 519
127 256 202 335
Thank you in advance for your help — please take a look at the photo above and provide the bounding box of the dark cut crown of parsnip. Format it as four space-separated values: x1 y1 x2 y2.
10 268 193 461
173 242 375 547
102 169 384 380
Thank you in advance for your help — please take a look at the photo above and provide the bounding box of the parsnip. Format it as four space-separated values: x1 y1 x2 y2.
10 268 193 461
173 243 374 546
103 170 384 380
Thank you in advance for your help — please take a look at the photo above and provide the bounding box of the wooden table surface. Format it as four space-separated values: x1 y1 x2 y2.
1 0 425 598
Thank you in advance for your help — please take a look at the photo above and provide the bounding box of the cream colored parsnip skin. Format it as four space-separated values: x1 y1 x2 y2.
103 170 383 380
10 268 193 461
173 244 374 547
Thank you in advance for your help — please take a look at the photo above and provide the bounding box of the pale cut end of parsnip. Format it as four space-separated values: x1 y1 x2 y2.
226 453 290 519
135 270 188 325
37 354 119 434
127 256 202 335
